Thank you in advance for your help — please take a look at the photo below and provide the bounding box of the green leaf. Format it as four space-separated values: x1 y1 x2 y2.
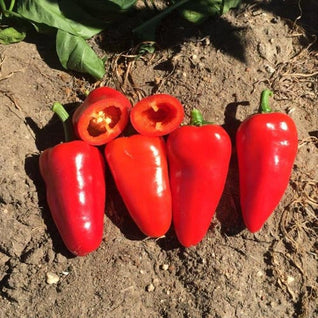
76 0 137 11
16 0 104 39
0 27 26 44
107 0 137 9
73 0 137 21
180 0 241 24
221 0 241 14
56 29 106 80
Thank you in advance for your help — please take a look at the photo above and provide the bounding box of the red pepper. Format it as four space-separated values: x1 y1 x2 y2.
130 94 184 136
166 109 232 247
105 135 172 237
236 90 298 232
72 86 132 146
40 103 106 256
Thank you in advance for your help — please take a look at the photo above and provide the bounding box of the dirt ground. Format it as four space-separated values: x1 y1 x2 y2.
0 1 317 317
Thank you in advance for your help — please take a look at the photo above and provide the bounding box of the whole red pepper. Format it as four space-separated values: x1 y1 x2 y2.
130 94 184 136
40 103 106 256
72 86 132 146
236 90 298 232
105 135 172 237
166 109 232 247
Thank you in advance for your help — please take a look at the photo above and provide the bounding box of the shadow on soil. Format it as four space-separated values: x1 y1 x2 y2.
22 0 318 78
215 97 249 236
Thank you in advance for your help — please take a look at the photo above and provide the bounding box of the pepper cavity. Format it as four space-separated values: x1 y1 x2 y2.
130 94 184 136
143 102 178 131
88 106 121 137
72 87 132 146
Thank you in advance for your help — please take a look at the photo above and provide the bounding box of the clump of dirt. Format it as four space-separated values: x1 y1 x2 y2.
0 1 317 317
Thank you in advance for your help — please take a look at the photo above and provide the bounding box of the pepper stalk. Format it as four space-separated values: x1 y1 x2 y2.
52 102 75 142
190 108 212 126
259 89 273 114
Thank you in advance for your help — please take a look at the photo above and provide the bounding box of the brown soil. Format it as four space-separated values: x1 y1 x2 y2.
0 1 317 317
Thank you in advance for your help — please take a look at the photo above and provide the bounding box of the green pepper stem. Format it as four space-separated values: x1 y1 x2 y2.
52 102 75 142
190 108 204 126
189 108 213 126
260 89 273 113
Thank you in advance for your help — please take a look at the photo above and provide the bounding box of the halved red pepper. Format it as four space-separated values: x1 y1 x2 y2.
40 103 106 256
105 135 172 237
166 109 232 247
72 86 132 146
130 94 184 136
236 90 298 232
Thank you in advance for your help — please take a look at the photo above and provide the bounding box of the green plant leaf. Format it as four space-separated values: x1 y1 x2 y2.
0 27 26 44
56 29 105 80
108 0 137 9
180 0 241 24
76 0 137 11
73 0 137 21
221 0 241 14
16 0 104 39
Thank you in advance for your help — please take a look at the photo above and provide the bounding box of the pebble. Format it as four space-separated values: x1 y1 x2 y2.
46 272 59 285
257 270 264 277
55 253 67 263
46 249 55 263
146 283 155 292
204 37 210 46
265 65 275 74
0 252 10 265
161 264 169 271
287 276 295 284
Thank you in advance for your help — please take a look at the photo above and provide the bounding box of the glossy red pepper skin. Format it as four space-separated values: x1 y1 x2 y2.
105 135 172 237
236 91 298 232
167 114 232 247
130 94 184 136
72 87 132 146
39 140 106 256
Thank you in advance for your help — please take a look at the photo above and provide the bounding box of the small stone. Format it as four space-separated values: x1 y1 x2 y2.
46 249 55 263
0 252 10 265
198 62 205 69
287 276 295 284
46 272 59 285
146 283 155 292
265 65 275 74
204 37 210 46
161 264 169 271
257 270 264 277
55 253 67 263
271 17 279 24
